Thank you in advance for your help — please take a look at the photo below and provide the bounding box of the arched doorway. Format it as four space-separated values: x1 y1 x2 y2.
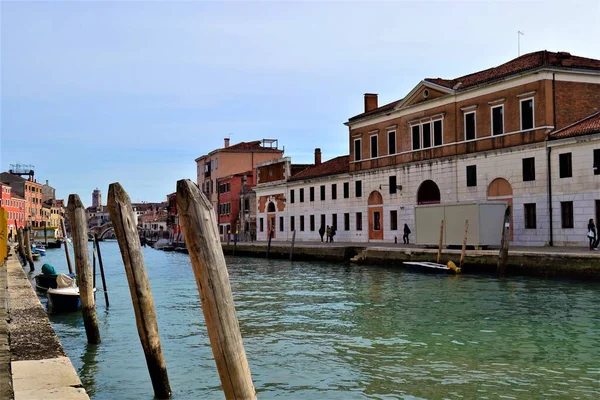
368 191 384 241
487 178 513 240
267 202 276 239
417 180 441 205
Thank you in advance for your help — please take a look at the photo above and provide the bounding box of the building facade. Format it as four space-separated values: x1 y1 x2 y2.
1 183 26 236
92 188 102 208
217 171 255 240
255 51 600 246
0 173 44 227
195 138 284 222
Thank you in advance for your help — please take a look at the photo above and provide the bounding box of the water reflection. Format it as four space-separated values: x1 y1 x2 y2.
34 242 600 399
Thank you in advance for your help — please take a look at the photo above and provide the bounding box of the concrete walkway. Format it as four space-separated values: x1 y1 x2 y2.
1 246 89 400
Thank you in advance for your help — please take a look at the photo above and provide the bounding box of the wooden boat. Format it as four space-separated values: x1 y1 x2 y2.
35 245 46 256
35 273 77 292
403 261 454 273
47 287 96 313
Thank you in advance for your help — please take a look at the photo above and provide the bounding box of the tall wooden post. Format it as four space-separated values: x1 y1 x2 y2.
92 238 97 289
23 228 35 271
60 219 74 274
460 219 469 269
289 230 297 261
107 183 171 399
16 228 26 262
266 229 272 259
94 234 110 308
437 220 444 264
67 194 101 344
497 206 512 277
44 222 48 246
177 179 256 400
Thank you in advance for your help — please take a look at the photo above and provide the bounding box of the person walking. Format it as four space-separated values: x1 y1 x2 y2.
318 224 325 242
588 219 597 250
403 223 411 244
330 225 336 243
326 225 331 243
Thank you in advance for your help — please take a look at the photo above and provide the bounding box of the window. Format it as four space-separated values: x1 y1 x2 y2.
332 214 337 229
300 216 305 231
331 184 337 200
520 98 534 130
260 218 264 232
355 181 362 197
389 176 397 194
491 105 504 135
300 188 305 202
354 138 362 161
344 213 350 231
290 216 295 231
422 122 432 148
279 217 284 231
356 212 362 231
370 134 378 158
320 185 325 201
466 165 477 187
522 158 536 181
373 211 381 230
524 203 537 229
388 130 396 155
559 153 572 178
309 187 315 202
290 189 295 204
465 112 476 141
412 125 420 150
433 120 443 146
561 201 574 229
343 182 349 198
310 215 315 231
594 149 600 175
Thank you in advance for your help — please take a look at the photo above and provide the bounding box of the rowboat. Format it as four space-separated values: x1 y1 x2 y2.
47 287 96 313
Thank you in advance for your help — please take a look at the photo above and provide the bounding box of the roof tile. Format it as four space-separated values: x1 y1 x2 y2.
550 111 600 139
288 156 349 181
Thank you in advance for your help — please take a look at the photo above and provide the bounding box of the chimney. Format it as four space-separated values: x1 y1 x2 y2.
224 137 230 148
314 148 322 165
364 93 378 112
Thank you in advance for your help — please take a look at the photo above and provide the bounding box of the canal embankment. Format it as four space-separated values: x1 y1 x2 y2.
2 246 89 399
222 241 600 280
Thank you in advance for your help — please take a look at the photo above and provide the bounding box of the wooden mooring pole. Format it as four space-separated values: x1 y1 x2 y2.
497 206 512 277
289 230 297 261
266 229 272 259
437 220 444 264
67 194 101 344
92 238 97 289
16 228 27 263
23 228 35 271
460 219 469 269
107 183 171 399
94 233 110 308
60 219 74 274
177 179 256 400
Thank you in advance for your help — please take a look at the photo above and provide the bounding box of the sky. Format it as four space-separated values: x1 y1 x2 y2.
1 1 599 206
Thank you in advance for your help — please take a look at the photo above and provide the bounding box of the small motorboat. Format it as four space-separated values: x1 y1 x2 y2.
46 273 95 313
36 245 46 256
35 264 76 292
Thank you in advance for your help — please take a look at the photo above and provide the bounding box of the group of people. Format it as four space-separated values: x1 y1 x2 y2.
318 225 337 243
587 219 600 250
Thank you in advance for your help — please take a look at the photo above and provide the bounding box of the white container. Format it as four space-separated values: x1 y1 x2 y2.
415 202 507 248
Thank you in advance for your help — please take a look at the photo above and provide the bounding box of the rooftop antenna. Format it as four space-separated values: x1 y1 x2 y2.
518 31 524 56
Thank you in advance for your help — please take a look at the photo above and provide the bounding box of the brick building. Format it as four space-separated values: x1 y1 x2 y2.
255 51 600 246
0 183 26 237
217 171 255 240
0 172 44 227
195 138 283 222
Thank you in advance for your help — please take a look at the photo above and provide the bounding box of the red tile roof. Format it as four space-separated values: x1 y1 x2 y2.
550 111 600 140
288 156 349 181
349 51 600 123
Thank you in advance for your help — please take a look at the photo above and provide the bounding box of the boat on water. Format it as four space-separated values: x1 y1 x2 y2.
31 226 62 248
35 244 46 256
35 264 76 292
32 252 41 261
45 273 94 313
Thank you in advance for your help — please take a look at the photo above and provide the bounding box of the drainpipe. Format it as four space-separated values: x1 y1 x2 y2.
547 73 556 246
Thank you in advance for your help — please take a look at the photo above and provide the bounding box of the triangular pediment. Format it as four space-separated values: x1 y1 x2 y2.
395 81 454 110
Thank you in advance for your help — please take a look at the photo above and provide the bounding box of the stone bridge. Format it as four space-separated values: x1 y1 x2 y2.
89 222 115 240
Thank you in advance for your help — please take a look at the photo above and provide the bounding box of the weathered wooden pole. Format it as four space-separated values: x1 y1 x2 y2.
16 228 27 262
459 219 469 269
437 220 444 264
23 228 35 271
44 222 48 246
177 179 256 400
107 183 171 399
266 229 272 259
497 206 512 277
60 219 74 274
67 194 101 344
233 227 238 256
94 233 110 308
92 238 97 289
289 230 297 261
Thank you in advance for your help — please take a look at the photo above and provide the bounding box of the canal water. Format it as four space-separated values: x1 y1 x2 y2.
33 241 600 399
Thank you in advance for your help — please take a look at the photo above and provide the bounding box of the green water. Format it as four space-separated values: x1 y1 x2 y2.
35 241 600 399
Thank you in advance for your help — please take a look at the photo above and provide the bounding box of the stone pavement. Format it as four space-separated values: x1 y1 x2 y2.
1 251 13 399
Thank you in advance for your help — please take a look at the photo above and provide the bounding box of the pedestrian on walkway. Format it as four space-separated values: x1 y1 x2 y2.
403 223 411 244
330 225 336 243
318 224 325 242
326 225 331 243
588 219 597 250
